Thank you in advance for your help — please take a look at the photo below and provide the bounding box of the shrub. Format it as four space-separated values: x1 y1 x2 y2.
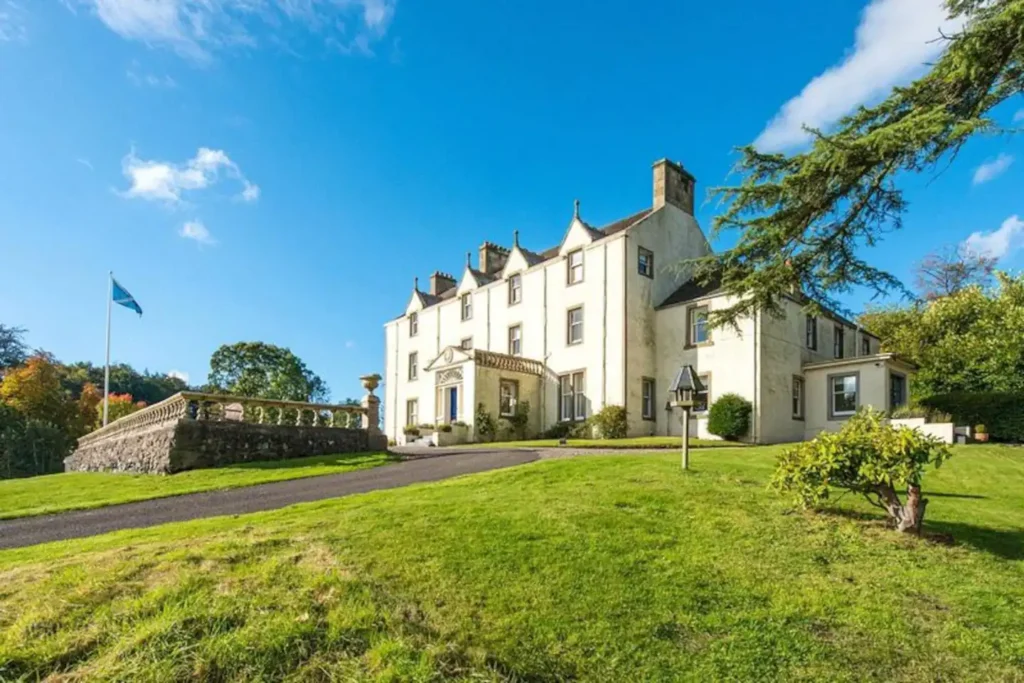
452 420 468 428
706 394 751 441
475 403 496 442
438 424 452 433
402 426 420 437
505 400 531 440
589 405 628 439
771 409 951 533
417 423 436 431
975 424 987 434
920 392 1024 442
541 422 572 439
890 404 928 419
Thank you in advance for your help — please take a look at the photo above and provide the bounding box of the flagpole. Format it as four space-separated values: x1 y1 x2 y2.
103 271 112 427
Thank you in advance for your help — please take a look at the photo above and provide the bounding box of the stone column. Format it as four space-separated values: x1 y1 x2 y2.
360 374 387 449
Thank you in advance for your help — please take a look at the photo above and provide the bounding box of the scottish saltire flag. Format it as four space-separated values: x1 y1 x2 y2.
112 278 143 316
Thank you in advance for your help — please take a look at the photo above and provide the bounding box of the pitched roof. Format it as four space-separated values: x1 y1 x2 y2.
409 207 654 314
657 275 725 309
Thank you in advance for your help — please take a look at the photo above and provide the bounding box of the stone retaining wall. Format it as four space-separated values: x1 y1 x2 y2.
65 419 389 475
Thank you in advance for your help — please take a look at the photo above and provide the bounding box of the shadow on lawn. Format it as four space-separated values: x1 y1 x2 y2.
820 508 1023 561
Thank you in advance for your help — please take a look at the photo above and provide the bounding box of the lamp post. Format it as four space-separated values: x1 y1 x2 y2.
668 365 705 471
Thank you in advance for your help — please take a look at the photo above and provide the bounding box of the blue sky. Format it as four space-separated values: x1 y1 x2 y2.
1 0 1021 400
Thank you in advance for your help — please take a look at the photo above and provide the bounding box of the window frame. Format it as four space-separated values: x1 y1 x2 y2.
567 249 584 285
559 370 587 422
638 247 654 278
461 293 473 321
792 375 805 421
405 399 418 427
499 379 519 417
641 377 656 421
889 371 907 411
861 336 871 356
508 273 522 306
407 352 418 381
805 315 817 350
508 324 522 357
567 306 584 345
828 372 859 420
687 305 711 347
833 325 845 359
693 372 711 413
460 337 473 350
409 312 418 337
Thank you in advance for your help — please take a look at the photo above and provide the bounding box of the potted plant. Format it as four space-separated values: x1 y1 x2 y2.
974 424 989 442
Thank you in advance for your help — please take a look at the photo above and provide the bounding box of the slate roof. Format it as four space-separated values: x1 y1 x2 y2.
656 275 725 309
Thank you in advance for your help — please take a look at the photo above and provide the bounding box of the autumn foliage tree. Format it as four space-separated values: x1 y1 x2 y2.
101 393 147 423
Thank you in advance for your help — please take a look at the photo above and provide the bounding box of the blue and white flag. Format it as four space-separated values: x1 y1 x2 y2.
112 278 143 316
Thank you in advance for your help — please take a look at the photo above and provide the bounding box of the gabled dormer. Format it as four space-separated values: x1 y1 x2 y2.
558 200 602 256
456 251 498 296
498 230 545 280
405 277 427 315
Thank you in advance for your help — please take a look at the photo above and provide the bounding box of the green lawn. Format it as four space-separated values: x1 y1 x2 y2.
457 435 743 449
1 445 1022 681
0 452 395 520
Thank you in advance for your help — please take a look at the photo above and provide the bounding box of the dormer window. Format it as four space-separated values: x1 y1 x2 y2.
567 249 584 285
508 274 522 305
461 293 473 321
409 312 418 337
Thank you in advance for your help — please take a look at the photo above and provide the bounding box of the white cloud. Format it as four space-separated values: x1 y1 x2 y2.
755 0 964 152
963 215 1024 260
180 219 216 245
127 62 177 88
972 153 1014 185
345 340 356 349
76 157 94 171
240 180 260 202
0 1 28 42
121 146 257 204
168 369 189 383
1014 109 1024 124
69 0 396 61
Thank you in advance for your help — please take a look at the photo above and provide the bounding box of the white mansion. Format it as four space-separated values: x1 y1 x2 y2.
383 158 914 444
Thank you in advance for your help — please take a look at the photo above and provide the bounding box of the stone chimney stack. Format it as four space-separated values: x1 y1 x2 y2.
652 158 696 214
478 242 510 276
429 271 456 296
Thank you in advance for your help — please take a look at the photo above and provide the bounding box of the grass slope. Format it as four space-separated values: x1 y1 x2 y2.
1 446 1022 681
457 436 740 449
0 452 395 520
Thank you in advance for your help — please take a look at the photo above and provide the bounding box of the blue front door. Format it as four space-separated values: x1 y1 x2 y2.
449 386 458 422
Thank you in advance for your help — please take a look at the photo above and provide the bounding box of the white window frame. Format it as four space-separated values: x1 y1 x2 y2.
409 312 418 337
559 371 586 421
567 306 583 345
694 373 711 413
638 247 654 278
460 337 473 350
641 377 655 421
408 352 418 381
688 305 710 346
499 379 518 417
829 373 859 419
567 249 584 285
461 293 473 321
508 274 522 305
508 324 522 356
406 399 418 427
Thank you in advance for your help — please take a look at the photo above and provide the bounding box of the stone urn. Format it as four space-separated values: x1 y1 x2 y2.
360 373 382 396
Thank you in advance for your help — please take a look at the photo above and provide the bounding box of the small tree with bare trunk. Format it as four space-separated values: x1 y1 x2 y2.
914 245 997 301
771 410 951 534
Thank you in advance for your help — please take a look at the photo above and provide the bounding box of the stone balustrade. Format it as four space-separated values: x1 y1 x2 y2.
66 374 386 474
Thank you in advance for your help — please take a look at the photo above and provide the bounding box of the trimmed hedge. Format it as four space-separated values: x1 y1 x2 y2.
707 394 752 441
920 392 1024 443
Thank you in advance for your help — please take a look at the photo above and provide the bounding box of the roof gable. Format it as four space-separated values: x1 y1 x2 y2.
424 346 474 371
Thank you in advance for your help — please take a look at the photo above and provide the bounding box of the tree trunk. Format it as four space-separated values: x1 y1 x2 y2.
875 483 928 534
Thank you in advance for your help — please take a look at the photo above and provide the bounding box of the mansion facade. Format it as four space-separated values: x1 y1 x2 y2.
383 158 913 444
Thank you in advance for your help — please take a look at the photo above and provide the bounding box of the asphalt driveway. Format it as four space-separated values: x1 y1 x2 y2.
0 449 537 551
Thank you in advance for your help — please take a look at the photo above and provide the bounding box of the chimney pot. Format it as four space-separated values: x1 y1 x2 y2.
652 158 695 214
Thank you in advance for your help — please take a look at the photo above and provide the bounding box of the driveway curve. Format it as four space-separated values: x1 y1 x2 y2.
0 449 537 551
